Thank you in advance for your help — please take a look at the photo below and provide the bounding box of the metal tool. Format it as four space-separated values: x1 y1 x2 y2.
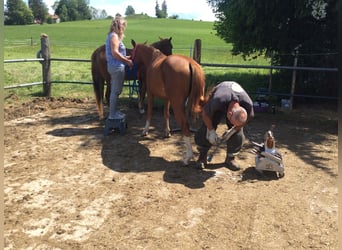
207 126 237 162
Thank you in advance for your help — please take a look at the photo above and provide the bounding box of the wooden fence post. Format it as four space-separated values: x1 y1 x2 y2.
268 51 274 93
290 50 298 110
193 39 201 64
40 33 51 97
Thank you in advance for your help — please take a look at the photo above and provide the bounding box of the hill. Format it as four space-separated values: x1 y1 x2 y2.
4 17 230 59
4 17 271 102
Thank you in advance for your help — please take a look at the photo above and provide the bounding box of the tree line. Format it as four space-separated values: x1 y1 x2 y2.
125 1 178 19
4 0 107 24
4 0 171 25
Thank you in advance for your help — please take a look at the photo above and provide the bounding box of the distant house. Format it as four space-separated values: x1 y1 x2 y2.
34 18 42 24
50 14 60 24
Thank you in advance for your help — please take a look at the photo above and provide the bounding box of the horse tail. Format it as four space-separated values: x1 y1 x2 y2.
188 62 206 114
91 47 104 119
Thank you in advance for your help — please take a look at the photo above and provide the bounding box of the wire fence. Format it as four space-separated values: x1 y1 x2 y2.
4 39 338 105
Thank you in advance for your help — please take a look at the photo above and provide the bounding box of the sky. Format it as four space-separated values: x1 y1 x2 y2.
42 0 217 21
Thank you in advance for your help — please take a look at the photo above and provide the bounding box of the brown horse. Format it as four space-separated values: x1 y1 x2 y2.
131 42 206 165
91 37 173 120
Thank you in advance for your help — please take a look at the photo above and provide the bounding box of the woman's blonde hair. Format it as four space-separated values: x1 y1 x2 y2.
109 15 127 39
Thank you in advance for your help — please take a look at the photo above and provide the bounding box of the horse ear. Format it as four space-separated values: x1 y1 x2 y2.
169 37 172 41
131 39 136 47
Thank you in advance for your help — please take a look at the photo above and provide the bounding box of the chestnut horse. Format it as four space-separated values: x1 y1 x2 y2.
91 37 173 120
131 42 206 165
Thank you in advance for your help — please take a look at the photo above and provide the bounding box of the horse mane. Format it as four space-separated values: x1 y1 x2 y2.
152 47 164 60
139 44 164 61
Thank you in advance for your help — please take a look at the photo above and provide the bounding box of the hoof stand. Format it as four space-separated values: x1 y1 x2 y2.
104 117 127 136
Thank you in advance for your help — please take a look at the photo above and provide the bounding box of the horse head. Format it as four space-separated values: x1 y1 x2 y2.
153 37 173 56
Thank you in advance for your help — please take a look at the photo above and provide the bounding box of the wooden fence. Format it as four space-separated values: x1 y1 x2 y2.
4 35 338 110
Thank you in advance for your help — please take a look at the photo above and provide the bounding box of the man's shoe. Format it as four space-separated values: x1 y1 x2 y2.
225 156 241 171
195 161 205 169
195 151 207 169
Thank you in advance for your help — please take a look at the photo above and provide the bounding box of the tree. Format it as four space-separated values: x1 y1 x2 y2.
161 0 167 18
208 0 338 99
155 0 167 18
54 0 91 21
89 6 98 19
100 10 108 19
169 14 178 19
208 0 337 60
89 6 107 19
155 0 161 18
76 0 91 20
28 0 49 23
5 0 34 25
51 1 59 12
125 5 135 16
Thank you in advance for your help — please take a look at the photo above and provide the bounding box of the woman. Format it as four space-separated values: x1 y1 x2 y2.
105 15 133 120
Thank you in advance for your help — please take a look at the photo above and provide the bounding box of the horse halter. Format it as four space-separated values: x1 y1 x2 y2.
131 45 137 62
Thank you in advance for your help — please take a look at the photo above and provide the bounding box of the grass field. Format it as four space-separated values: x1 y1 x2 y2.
4 17 272 102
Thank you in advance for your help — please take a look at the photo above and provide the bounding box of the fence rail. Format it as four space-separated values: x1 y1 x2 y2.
201 63 338 72
4 58 44 63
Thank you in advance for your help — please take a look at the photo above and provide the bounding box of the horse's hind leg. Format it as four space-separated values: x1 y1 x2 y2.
105 81 110 105
93 76 105 120
163 100 171 138
171 102 193 165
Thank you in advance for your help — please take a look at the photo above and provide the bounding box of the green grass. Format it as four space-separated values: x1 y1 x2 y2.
4 17 271 103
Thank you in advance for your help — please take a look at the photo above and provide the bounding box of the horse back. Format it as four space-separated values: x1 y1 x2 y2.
144 55 193 102
145 57 168 98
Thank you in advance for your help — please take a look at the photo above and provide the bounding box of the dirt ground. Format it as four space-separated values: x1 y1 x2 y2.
4 96 338 249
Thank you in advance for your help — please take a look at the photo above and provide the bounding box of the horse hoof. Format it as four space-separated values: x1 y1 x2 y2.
141 131 148 136
139 109 145 114
164 133 171 138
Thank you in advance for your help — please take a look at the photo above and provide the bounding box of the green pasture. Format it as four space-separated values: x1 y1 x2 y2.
4 17 272 103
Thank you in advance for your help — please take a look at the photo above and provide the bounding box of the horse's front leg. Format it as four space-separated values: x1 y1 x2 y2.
142 94 153 136
163 100 171 138
138 81 146 114
138 71 146 114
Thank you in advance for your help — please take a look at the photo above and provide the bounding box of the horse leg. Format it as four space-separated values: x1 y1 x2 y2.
93 76 105 120
138 79 146 114
138 70 147 114
163 100 171 138
105 81 110 105
171 102 193 165
142 94 154 136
